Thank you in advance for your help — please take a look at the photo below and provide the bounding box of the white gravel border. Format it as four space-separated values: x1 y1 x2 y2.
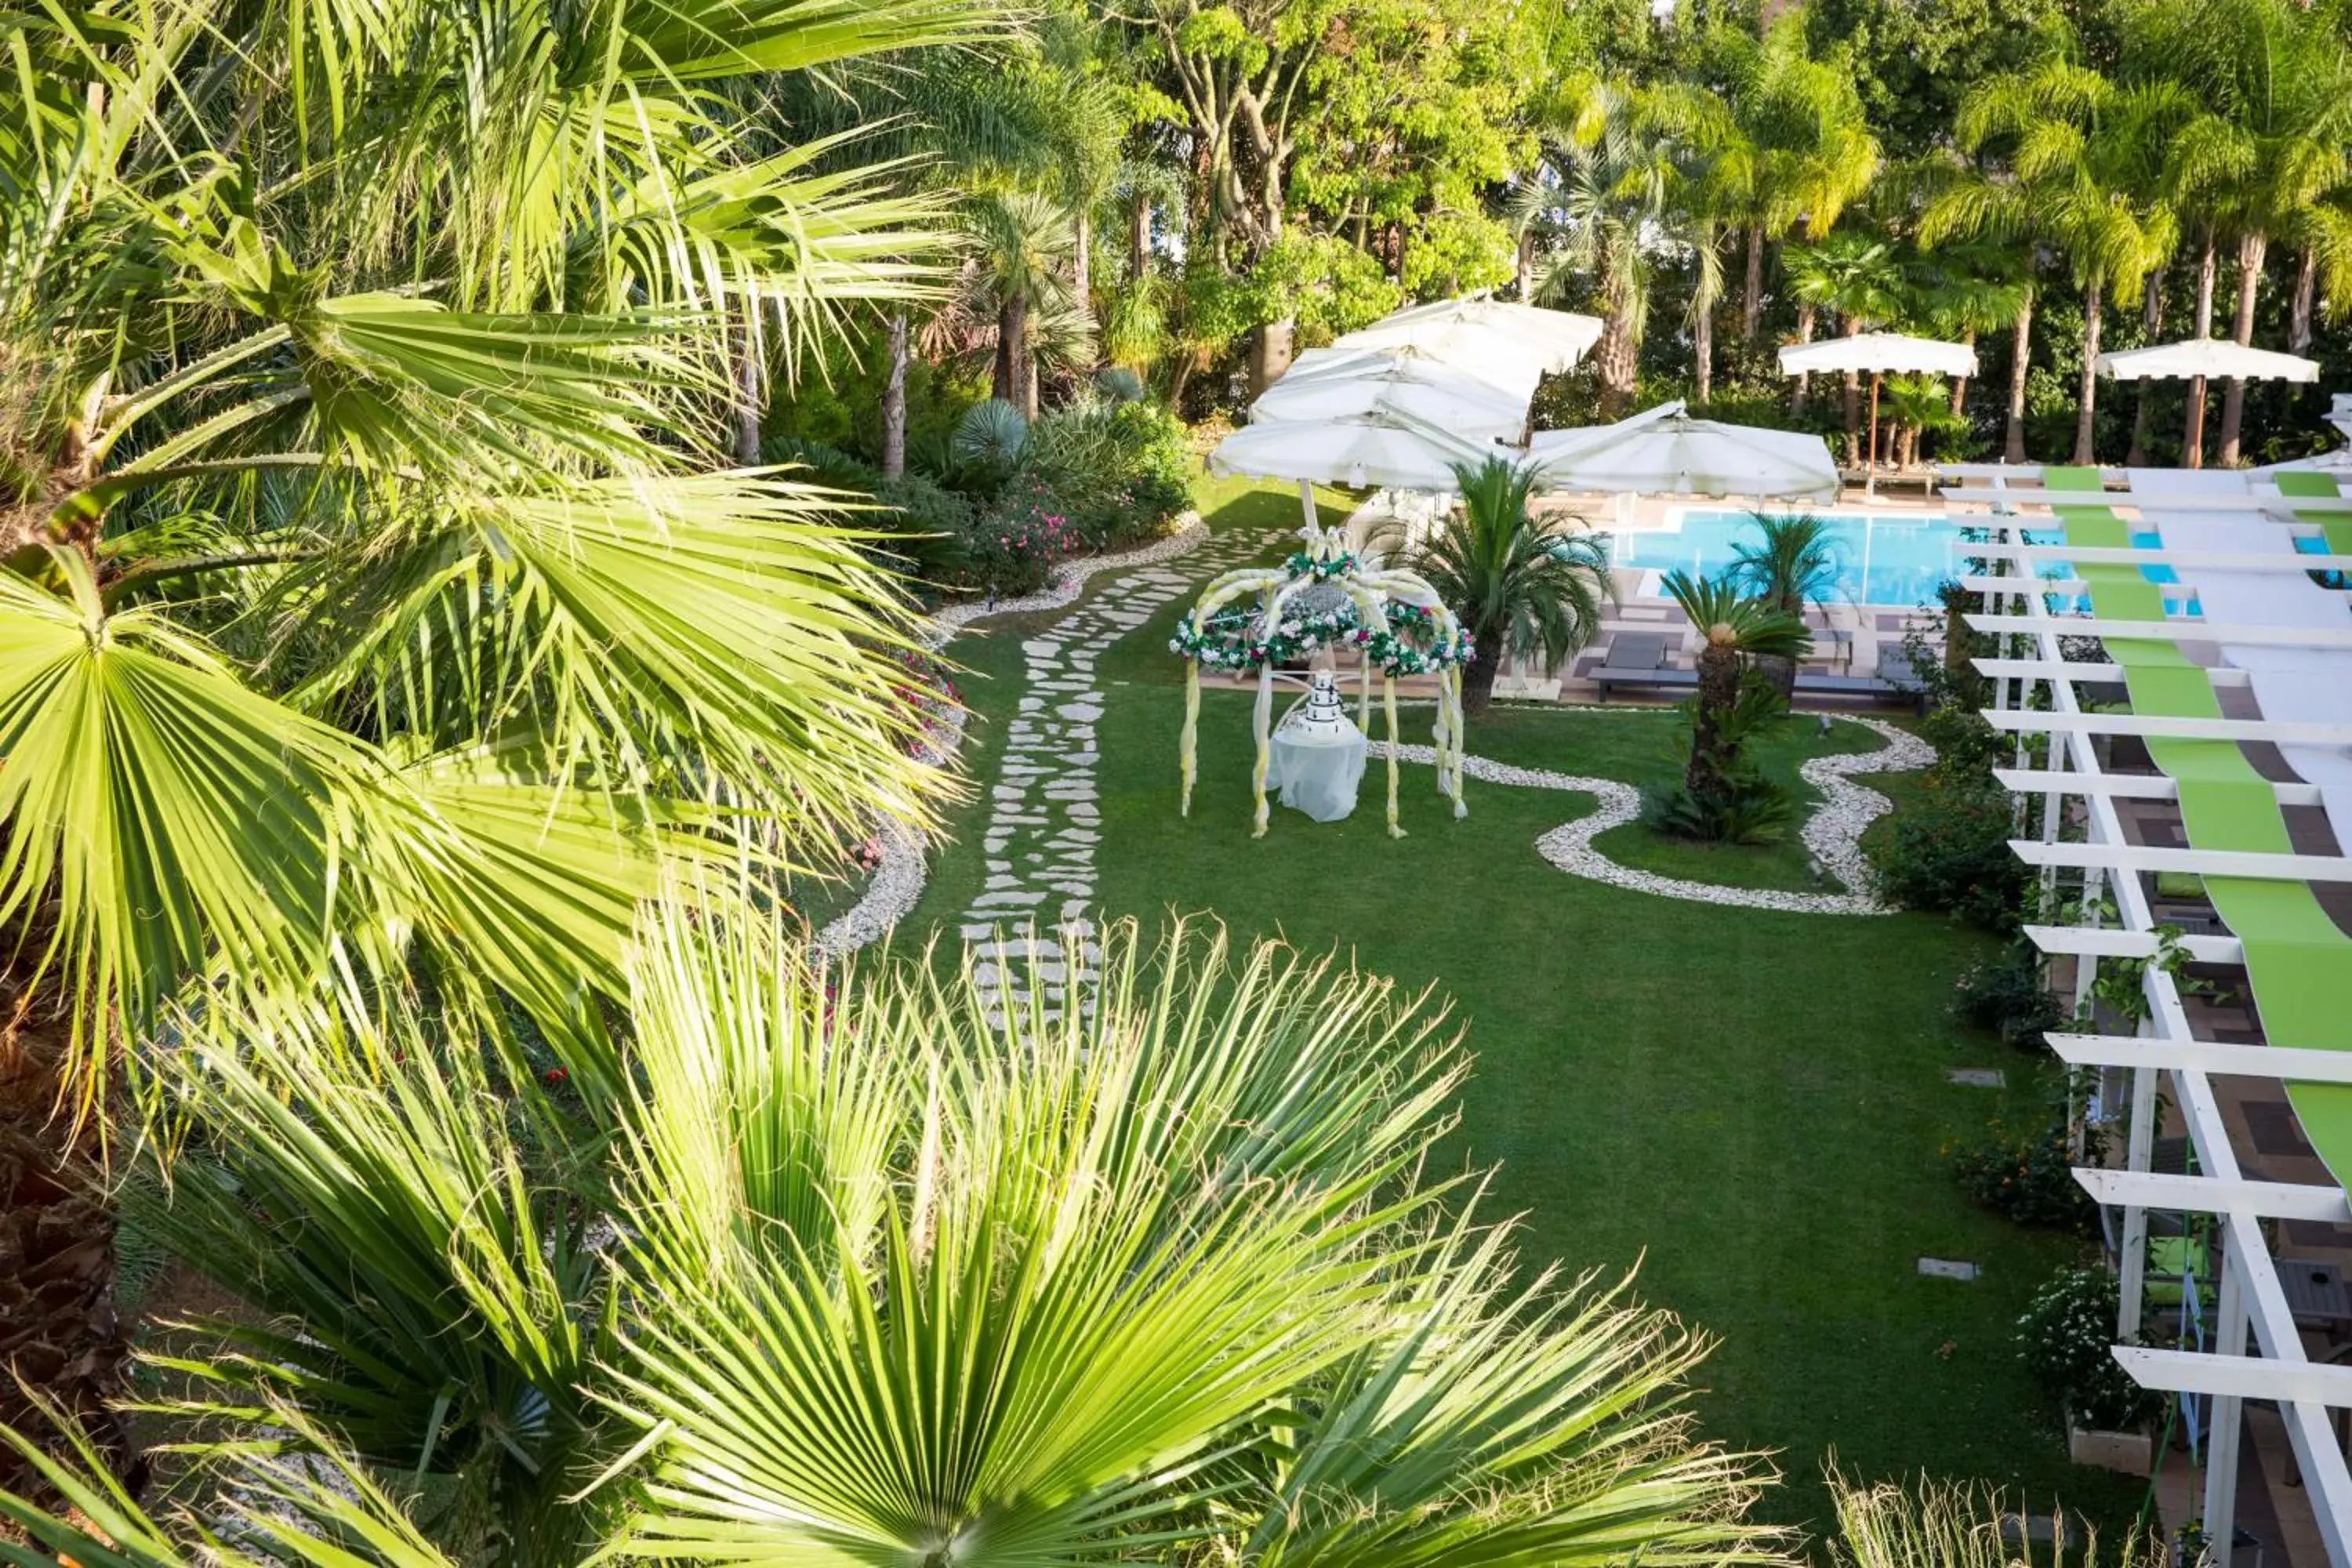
1373 713 1934 915
813 517 1209 958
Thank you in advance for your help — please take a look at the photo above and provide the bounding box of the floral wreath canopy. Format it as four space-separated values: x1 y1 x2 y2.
1171 517 1473 838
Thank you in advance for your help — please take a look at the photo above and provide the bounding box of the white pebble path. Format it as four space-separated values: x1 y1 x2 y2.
1372 712 1933 915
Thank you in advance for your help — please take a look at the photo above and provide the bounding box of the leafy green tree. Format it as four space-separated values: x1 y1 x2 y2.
967 189 1086 417
0 913 1781 1568
1407 457 1612 717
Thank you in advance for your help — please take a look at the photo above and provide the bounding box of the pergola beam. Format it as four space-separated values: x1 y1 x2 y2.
1992 768 2326 807
1940 485 2352 513
2011 839 2352 883
1967 612 2352 649
1959 572 2350 600
2117 1346 2352 1403
2076 1167 2352 1222
2021 924 2246 963
1985 707 2352 746
1976 659 2246 688
1969 543 2352 572
2049 1033 2352 1084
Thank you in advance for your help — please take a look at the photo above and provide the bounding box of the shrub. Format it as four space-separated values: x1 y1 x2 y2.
2016 1267 2165 1432
1642 771 1793 845
1875 775 2030 931
1022 398 1192 549
1948 1103 2100 1232
964 489 1083 596
1951 943 2067 1051
869 474 975 584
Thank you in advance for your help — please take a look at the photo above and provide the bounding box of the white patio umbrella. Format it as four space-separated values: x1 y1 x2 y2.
2096 337 2321 383
1250 350 1534 445
1283 344 1544 401
1777 332 1979 496
1333 296 1604 378
1526 401 1840 503
1208 408 1504 532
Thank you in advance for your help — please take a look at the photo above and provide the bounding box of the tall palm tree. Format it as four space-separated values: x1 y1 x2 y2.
0 0 978 1482
1661 571 1809 806
1410 457 1613 717
1713 13 1882 343
1781 234 1903 461
968 188 1083 417
2122 0 2352 464
0 911 1781 1568
1537 82 1691 418
1725 513 1839 699
1926 23 2180 466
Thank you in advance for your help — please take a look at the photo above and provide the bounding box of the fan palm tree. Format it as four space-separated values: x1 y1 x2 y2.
1725 513 1841 699
1410 457 1613 717
0 0 983 1486
1537 82 1693 418
1781 234 1903 461
0 910 1782 1568
967 188 1083 417
1660 570 1809 804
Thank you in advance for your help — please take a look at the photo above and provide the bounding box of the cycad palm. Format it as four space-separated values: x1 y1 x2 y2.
1410 456 1612 717
1661 570 1809 803
0 913 1780 1568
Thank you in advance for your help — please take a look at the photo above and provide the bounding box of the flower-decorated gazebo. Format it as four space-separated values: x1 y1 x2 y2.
1172 520 1472 837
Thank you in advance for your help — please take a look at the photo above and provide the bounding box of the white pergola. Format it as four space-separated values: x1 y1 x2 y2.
1938 459 2352 1567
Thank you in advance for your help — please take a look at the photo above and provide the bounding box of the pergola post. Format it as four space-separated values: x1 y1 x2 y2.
2206 1248 2249 1566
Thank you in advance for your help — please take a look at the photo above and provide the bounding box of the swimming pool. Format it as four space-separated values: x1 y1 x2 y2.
1611 506 2194 610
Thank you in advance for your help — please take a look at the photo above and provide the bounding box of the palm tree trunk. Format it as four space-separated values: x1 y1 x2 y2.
1130 198 1151 282
1247 318 1296 398
1167 344 1203 411
2185 232 2217 468
1951 332 1974 416
2126 273 2162 466
2290 246 2318 355
993 293 1026 408
1460 644 1502 717
1791 303 1816 410
1693 290 1712 405
732 322 763 466
1024 354 1040 421
2218 230 2265 467
1595 310 1638 419
2073 275 2102 466
1515 230 1536 303
2005 285 2033 465
1686 641 1740 795
1840 318 1862 468
880 313 908 481
1073 208 1093 368
1743 224 1766 341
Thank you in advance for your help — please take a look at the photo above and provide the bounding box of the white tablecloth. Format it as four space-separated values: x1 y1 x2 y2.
1266 724 1367 822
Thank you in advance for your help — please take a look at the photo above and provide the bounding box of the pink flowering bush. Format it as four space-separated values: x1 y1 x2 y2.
964 491 1084 595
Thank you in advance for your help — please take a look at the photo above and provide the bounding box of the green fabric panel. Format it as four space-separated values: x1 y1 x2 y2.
2044 466 2107 492
2274 471 2341 499
2055 508 2352 1185
2272 470 2352 551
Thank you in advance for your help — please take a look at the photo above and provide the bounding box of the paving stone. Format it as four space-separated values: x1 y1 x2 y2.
1917 1258 1980 1280
1947 1068 2007 1088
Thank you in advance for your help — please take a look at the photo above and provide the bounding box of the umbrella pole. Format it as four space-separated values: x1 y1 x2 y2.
1297 477 1318 539
1865 372 1881 500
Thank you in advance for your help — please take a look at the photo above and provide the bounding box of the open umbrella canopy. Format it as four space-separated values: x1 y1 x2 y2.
1283 344 1544 401
1332 296 1603 377
1208 407 1501 492
1777 332 1978 378
2096 338 2321 383
1526 401 1840 501
1250 350 1534 445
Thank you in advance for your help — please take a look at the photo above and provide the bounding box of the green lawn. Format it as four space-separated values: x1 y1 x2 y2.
892 477 2139 1541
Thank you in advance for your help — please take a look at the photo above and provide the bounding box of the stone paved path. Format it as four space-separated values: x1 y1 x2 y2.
959 529 1276 1023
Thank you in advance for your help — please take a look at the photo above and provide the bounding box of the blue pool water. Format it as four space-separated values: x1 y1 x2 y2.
1613 507 2200 611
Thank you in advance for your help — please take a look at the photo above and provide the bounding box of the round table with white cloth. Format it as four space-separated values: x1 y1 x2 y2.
1265 720 1368 822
